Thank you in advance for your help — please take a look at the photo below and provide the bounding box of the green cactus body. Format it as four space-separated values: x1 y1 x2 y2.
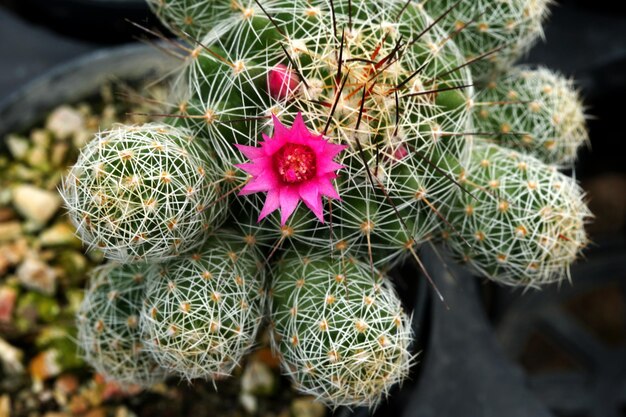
76 263 167 387
423 0 552 81
174 0 474 266
146 0 235 39
60 124 225 262
140 229 265 381
442 143 591 286
270 251 413 407
474 67 588 165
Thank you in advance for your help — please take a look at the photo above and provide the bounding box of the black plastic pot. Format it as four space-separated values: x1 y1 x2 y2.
0 43 178 141
0 0 167 44
493 240 626 417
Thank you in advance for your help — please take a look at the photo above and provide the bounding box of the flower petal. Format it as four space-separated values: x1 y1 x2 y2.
279 187 300 225
235 143 265 159
316 160 344 175
317 175 341 200
235 113 346 226
299 182 324 223
235 159 270 176
258 189 280 221
322 142 348 158
240 172 279 195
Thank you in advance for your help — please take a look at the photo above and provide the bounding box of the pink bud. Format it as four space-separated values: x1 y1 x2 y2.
393 145 409 161
268 64 300 99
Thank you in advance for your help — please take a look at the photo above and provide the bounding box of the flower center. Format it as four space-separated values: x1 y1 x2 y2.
274 143 316 184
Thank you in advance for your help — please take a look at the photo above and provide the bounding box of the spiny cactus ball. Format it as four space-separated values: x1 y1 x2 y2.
140 229 265 381
270 251 413 408
442 143 591 287
60 123 225 262
423 0 552 80
474 67 588 165
175 0 474 266
146 0 234 39
76 263 167 387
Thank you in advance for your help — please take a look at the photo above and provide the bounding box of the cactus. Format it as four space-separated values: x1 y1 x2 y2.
146 0 235 38
76 263 167 387
441 142 591 287
270 251 412 407
62 0 594 408
171 0 474 267
423 0 552 81
473 67 588 165
60 123 226 262
140 228 265 380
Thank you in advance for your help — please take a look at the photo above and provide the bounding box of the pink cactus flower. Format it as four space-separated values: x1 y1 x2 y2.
235 113 346 225
268 64 300 100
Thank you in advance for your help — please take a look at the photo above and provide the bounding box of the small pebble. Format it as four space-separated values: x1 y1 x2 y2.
0 395 10 417
241 360 276 396
26 147 49 171
29 350 61 382
0 338 24 376
0 286 17 322
31 129 51 149
51 143 70 167
46 106 84 141
0 238 27 277
17 257 57 295
0 222 21 243
55 374 79 396
39 223 80 248
6 135 29 160
0 207 16 222
0 238 28 264
84 407 107 417
12 185 61 226
291 397 326 417
239 392 258 414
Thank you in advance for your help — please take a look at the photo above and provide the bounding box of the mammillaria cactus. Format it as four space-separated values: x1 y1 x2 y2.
146 0 234 38
473 67 588 165
423 0 552 81
172 0 474 266
60 123 225 262
76 263 167 387
270 251 412 408
63 0 593 409
140 228 265 380
441 143 591 287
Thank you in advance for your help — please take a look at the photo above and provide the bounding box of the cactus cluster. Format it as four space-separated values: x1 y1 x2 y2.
63 0 592 408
